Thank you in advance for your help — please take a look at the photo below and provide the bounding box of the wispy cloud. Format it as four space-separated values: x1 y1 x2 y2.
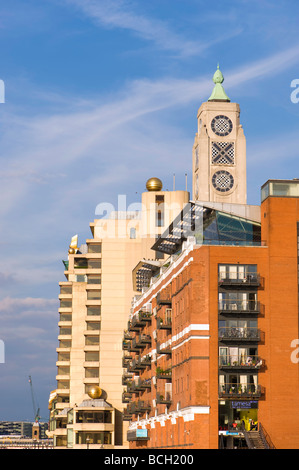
65 0 241 57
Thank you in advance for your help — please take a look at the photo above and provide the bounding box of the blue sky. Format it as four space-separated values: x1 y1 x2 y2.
0 0 299 423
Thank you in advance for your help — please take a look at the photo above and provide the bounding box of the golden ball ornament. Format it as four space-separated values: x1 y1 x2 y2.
87 386 102 399
68 247 75 254
146 177 163 192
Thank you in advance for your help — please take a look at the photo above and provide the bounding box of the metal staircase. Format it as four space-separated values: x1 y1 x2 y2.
242 423 275 449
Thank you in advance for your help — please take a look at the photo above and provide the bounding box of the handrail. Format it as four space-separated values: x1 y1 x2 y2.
259 423 275 449
219 326 260 340
218 300 260 312
219 272 260 283
219 355 263 368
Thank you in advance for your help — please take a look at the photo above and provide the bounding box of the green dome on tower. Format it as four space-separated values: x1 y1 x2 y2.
208 64 230 102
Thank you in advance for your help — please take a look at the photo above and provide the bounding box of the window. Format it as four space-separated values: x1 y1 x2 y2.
87 275 101 284
87 306 101 316
86 322 101 331
85 351 99 362
59 327 71 336
57 352 70 361
130 227 136 239
87 260 101 269
60 300 72 308
75 432 111 445
87 290 101 300
156 195 164 227
85 336 99 345
88 244 102 254
60 286 72 295
85 368 99 378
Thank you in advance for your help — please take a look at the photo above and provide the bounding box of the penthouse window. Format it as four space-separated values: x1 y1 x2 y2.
156 195 164 227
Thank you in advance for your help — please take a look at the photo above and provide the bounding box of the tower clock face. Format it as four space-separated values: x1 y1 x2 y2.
211 115 233 136
212 170 234 192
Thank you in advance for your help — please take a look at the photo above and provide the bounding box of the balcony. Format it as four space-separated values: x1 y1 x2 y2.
128 378 151 393
219 383 264 399
133 334 151 349
218 300 261 315
122 391 132 403
219 355 263 370
157 342 172 355
157 311 172 330
122 354 132 368
135 400 151 414
156 291 172 306
218 272 261 288
156 392 172 405
138 309 152 323
219 327 261 342
128 355 151 372
156 367 172 379
128 315 147 332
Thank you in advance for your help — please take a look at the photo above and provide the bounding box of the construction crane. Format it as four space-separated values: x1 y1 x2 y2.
28 376 41 423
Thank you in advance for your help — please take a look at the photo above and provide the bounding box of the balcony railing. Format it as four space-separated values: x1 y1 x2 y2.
156 367 172 379
219 355 263 369
156 392 172 405
157 315 172 330
128 378 151 393
135 400 151 414
132 335 151 349
218 272 261 287
156 292 172 306
218 300 261 314
156 342 172 355
219 327 261 342
122 391 132 403
219 383 264 398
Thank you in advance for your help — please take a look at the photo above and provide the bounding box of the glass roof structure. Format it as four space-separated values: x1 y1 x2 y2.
152 203 261 255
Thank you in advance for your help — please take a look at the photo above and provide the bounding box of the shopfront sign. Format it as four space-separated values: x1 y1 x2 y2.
231 400 258 409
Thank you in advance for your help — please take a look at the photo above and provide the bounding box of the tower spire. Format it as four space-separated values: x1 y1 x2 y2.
208 64 230 102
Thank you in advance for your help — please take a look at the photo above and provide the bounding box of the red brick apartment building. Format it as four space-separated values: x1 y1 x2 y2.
122 180 299 449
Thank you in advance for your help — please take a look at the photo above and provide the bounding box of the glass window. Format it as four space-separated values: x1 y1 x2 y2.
85 351 99 362
85 336 99 345
59 327 71 336
60 286 72 295
87 290 101 300
87 275 101 284
88 244 102 254
85 368 99 378
86 322 101 331
60 300 72 308
87 306 101 316
87 260 101 269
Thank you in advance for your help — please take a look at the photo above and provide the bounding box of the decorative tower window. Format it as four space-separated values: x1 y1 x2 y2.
212 170 234 192
211 142 235 165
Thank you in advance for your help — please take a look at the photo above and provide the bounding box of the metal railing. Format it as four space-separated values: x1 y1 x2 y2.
219 383 263 398
219 300 261 313
219 355 263 369
219 327 261 341
219 272 261 286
